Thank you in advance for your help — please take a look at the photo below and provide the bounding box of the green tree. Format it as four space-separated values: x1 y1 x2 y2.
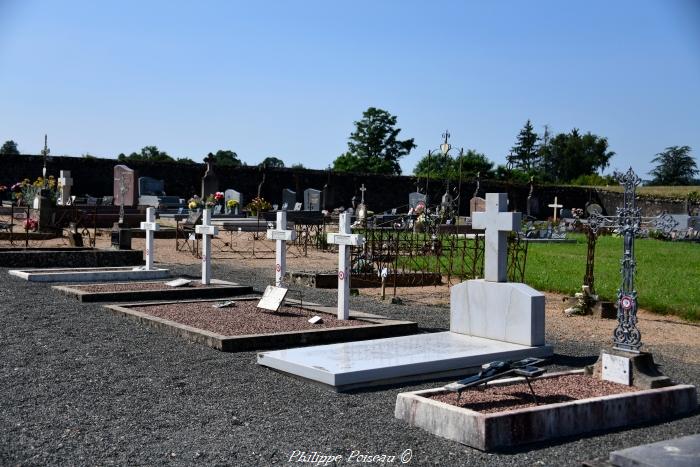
176 157 196 164
259 156 285 168
507 120 540 172
413 149 493 179
214 150 243 167
540 129 614 182
0 140 20 155
333 107 415 175
649 146 697 185
291 163 306 169
118 146 174 162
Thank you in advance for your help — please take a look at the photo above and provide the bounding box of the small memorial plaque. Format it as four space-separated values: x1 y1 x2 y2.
267 229 295 241
327 233 364 246
213 300 237 308
308 316 323 324
602 353 631 385
257 285 288 312
165 278 193 288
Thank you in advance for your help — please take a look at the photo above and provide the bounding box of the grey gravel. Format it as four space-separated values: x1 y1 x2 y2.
1 261 698 466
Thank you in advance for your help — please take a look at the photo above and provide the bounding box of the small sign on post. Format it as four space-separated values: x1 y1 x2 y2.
195 208 219 285
139 207 160 270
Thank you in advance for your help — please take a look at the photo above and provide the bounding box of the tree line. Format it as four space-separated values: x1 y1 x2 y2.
2 109 697 185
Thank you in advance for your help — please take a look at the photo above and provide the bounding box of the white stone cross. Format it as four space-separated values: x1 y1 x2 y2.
195 208 219 284
360 184 366 204
58 170 73 206
327 212 365 320
472 193 521 282
266 210 297 287
548 196 563 222
139 207 160 270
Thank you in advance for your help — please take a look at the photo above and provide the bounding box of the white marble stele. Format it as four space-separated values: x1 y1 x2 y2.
450 280 544 347
8 266 169 283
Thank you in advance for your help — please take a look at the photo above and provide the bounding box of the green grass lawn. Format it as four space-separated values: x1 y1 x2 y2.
525 234 700 321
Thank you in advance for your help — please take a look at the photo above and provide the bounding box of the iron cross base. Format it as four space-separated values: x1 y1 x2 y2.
588 348 672 390
444 357 547 404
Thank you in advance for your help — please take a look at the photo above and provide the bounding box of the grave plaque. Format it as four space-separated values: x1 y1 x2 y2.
304 188 322 211
601 353 631 385
293 202 302 211
282 189 296 210
257 285 288 312
469 196 486 214
138 176 165 197
408 192 427 210
166 278 193 288
113 165 137 207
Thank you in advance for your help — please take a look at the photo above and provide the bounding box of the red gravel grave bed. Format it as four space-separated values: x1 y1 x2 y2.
129 300 372 335
428 374 638 413
72 282 223 293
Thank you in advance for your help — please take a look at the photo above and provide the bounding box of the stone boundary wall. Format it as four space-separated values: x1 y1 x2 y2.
1 154 695 218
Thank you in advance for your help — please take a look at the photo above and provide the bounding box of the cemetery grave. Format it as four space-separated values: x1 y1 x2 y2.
103 297 417 352
258 194 553 390
52 278 253 303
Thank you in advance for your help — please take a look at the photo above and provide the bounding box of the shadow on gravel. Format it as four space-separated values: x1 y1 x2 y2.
550 353 598 368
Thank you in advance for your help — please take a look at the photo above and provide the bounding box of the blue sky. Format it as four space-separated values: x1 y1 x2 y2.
1 0 699 177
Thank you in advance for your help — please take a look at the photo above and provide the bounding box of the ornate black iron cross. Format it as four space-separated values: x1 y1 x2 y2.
588 168 677 353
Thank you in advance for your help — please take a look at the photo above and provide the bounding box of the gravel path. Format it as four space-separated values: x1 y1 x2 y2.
1 261 698 466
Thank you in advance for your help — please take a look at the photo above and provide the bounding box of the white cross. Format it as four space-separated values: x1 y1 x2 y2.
327 212 365 320
472 193 521 282
548 196 563 221
58 170 73 206
360 184 367 204
195 208 219 284
139 207 160 270
267 210 297 287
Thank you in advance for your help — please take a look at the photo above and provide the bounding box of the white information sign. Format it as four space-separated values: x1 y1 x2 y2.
257 285 288 312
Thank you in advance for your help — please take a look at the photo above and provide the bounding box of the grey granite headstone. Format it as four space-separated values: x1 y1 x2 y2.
282 189 296 210
138 176 165 197
113 165 137 207
304 188 321 211
408 192 427 210
609 434 700 467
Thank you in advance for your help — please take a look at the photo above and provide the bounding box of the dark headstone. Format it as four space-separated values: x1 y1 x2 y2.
111 222 132 250
282 189 296 210
304 188 321 211
609 434 700 467
113 165 137 207
201 155 219 198
138 176 165 197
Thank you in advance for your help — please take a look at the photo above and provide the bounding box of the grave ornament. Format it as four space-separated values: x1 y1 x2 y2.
327 212 365 320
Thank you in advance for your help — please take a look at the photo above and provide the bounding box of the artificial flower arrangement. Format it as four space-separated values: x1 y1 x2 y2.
245 196 272 215
187 196 202 210
226 199 239 209
10 177 58 205
23 218 38 232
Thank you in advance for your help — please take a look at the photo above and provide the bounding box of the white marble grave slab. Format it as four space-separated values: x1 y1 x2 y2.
257 331 552 388
257 285 288 311
450 279 545 346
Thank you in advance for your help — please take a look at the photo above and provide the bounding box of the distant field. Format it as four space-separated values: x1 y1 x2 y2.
583 185 700 198
525 234 700 321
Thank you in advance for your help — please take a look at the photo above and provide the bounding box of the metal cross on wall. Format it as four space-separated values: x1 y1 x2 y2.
586 168 677 353
41 134 50 189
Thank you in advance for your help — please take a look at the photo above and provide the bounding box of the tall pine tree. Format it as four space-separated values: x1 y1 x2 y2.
507 120 541 172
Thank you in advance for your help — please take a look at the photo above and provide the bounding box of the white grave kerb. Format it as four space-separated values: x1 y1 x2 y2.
548 196 563 221
471 193 521 282
139 207 160 270
58 170 73 206
327 212 365 320
195 208 219 284
266 211 297 287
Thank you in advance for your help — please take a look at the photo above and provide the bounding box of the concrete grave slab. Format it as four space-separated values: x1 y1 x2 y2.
609 434 700 467
9 266 169 283
394 370 697 451
52 279 252 303
257 332 552 391
104 299 417 352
